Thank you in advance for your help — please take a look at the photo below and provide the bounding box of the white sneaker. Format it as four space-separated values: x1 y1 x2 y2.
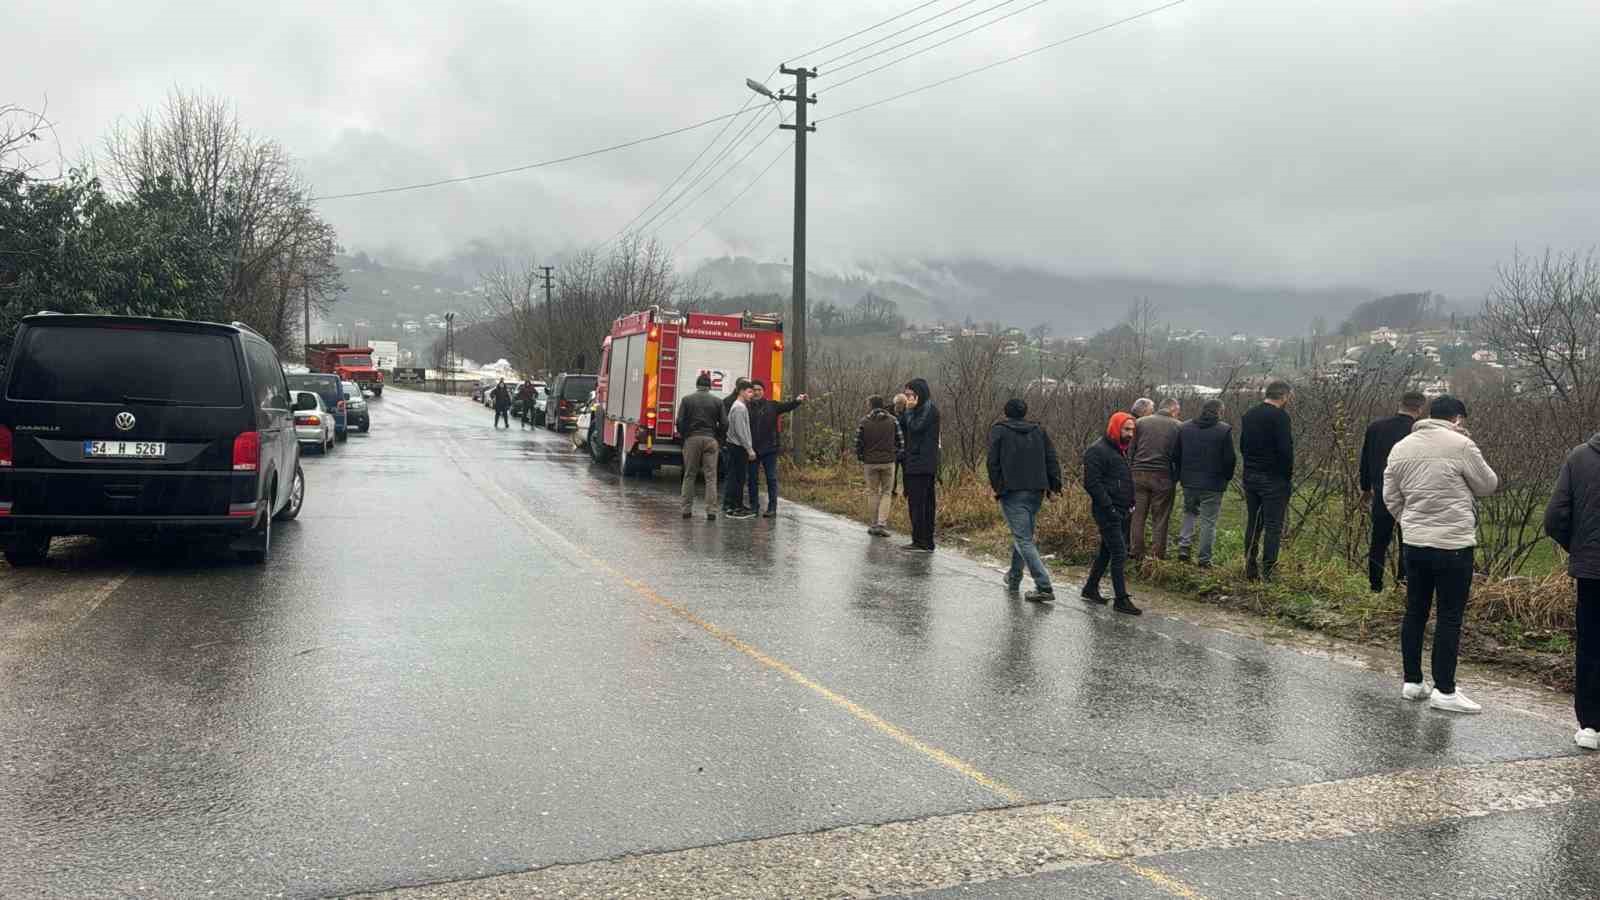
1577 728 1599 751
1401 682 1430 701
1428 689 1482 714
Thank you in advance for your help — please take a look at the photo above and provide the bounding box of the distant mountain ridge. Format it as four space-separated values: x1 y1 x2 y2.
690 257 1377 338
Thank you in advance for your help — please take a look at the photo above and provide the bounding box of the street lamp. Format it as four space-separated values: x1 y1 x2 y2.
745 77 776 100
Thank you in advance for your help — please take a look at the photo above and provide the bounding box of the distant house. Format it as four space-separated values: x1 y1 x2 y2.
1000 340 1022 356
1472 349 1499 363
1370 327 1400 346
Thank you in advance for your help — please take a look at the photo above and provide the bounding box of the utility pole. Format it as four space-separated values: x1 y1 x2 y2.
778 65 817 465
540 265 556 378
302 283 311 354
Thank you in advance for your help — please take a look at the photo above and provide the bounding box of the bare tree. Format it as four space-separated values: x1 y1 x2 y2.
0 102 61 178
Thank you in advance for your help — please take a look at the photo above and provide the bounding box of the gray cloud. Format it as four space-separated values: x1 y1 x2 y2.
11 0 1599 303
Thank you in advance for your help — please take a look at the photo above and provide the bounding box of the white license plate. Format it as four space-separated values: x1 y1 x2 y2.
84 440 167 459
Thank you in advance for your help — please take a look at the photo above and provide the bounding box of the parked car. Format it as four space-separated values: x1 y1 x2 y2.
546 374 598 432
341 380 370 433
0 313 305 565
286 373 349 440
292 390 336 453
572 390 597 450
532 387 552 426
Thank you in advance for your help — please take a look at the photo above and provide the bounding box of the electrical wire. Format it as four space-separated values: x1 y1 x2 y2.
817 0 1187 125
650 116 786 237
632 102 781 237
673 142 793 254
814 0 992 70
309 107 753 201
824 0 1058 89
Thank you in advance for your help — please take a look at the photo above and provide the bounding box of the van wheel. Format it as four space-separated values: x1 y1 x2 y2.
358 421 369 433
3 533 51 567
239 485 273 564
275 465 305 522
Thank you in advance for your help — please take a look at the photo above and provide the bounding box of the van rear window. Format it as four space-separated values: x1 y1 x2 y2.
561 376 597 399
6 326 244 407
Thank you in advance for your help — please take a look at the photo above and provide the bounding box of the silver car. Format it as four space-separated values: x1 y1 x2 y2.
293 390 336 453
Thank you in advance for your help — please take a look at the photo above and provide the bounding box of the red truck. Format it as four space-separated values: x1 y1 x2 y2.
305 343 384 396
588 308 784 474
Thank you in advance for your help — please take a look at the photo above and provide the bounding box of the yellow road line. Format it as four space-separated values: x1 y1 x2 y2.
447 434 1207 897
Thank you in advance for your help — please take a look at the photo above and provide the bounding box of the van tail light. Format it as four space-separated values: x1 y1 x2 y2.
0 424 12 467
232 431 260 472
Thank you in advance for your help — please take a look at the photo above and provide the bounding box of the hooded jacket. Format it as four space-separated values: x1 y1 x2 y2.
748 397 803 454
856 408 902 464
986 419 1063 496
1083 413 1135 517
1383 418 1499 550
900 378 941 476
492 383 511 411
1171 408 1237 493
1544 433 1600 579
1129 411 1183 476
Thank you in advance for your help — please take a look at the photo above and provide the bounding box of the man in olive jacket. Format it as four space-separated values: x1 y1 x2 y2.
986 399 1062 601
1544 431 1600 750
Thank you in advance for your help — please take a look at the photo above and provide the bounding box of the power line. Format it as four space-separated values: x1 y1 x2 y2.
787 0 951 61
632 102 780 237
815 0 991 70
817 0 1187 125
309 107 752 201
824 0 1058 89
651 115 787 238
674 143 793 254
601 100 769 246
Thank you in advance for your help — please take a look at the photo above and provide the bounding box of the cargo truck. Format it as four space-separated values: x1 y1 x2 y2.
305 343 384 396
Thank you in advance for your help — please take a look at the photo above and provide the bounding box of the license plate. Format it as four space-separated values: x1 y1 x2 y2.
84 440 167 459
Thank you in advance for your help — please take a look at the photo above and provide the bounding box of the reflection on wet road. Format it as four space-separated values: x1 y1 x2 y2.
2 388 1595 899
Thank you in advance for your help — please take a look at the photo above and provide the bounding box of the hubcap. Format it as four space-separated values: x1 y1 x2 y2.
290 471 304 510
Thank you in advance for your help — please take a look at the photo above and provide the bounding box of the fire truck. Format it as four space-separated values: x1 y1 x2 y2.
588 308 784 473
305 343 384 396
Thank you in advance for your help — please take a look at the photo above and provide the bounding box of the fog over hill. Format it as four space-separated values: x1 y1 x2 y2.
690 257 1379 337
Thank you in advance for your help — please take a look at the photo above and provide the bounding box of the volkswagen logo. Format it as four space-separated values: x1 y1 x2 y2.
114 412 136 432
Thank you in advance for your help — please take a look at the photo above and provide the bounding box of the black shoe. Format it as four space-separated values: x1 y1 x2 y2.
1079 587 1108 605
763 509 776 518
1004 575 1022 593
1024 589 1055 603
900 543 933 553
1197 561 1212 570
1370 579 1385 594
728 507 757 519
1177 552 1190 564
1113 596 1143 616
1245 562 1260 581
707 512 717 521
683 511 693 519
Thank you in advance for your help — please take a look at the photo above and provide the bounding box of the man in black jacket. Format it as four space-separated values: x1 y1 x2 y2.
1544 432 1600 751
677 373 726 520
900 378 941 552
1240 380 1294 581
743 380 806 517
1171 399 1236 567
987 399 1063 601
1082 411 1140 615
1361 392 1426 591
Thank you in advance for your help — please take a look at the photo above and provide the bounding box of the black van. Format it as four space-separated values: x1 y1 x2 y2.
546 373 598 432
0 314 306 565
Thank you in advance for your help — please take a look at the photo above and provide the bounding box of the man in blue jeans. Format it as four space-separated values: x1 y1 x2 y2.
744 380 807 516
986 398 1063 601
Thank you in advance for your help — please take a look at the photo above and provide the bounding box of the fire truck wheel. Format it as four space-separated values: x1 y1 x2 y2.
588 420 613 464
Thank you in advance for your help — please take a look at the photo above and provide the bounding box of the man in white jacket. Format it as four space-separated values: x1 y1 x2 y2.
1384 396 1499 713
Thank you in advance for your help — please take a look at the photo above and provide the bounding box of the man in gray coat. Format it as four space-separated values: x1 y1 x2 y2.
1544 431 1600 750
1129 397 1182 560
721 383 757 519
1384 396 1498 714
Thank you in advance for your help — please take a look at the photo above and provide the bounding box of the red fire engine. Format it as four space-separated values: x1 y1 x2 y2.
588 308 784 473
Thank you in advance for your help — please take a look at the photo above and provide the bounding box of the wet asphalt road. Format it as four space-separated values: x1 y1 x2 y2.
2 387 1597 899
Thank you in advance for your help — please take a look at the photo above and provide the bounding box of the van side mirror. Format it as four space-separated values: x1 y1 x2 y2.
293 394 318 411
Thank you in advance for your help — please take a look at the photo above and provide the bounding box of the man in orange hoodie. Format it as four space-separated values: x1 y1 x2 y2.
1081 411 1141 614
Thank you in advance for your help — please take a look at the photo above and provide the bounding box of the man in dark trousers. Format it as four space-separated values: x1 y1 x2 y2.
1361 392 1427 591
491 379 512 429
677 373 725 521
1240 380 1294 581
1545 429 1600 751
515 381 536 429
899 378 940 553
1129 397 1183 560
721 382 758 519
987 398 1062 601
1082 411 1141 615
717 377 751 502
1171 398 1236 568
744 380 807 517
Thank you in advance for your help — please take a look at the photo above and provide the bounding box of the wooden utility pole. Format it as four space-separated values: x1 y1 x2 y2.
779 65 817 464
540 265 556 377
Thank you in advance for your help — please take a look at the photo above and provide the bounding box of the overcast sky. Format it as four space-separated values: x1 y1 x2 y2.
12 0 1600 299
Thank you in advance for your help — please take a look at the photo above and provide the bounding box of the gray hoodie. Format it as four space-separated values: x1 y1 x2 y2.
727 399 754 453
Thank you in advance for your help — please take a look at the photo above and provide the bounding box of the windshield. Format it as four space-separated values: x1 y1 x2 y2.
341 382 361 397
287 374 341 405
6 325 244 406
338 355 372 366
